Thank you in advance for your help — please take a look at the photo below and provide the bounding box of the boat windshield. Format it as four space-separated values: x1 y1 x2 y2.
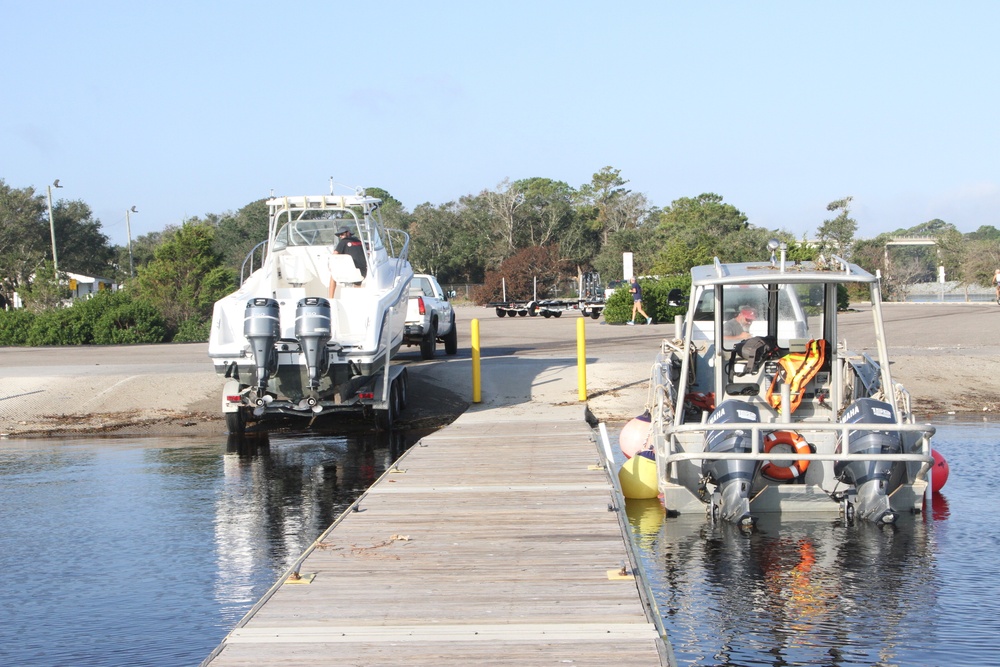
271 215 360 251
694 284 822 348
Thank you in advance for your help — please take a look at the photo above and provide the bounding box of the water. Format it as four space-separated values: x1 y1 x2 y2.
623 421 1000 667
0 429 414 667
1 424 996 666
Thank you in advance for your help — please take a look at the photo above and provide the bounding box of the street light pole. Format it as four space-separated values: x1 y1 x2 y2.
126 206 137 278
46 179 63 279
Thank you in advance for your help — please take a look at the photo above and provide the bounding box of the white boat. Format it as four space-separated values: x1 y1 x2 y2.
208 188 413 434
645 242 935 528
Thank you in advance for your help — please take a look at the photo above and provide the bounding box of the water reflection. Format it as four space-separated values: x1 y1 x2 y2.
0 426 420 667
624 421 1000 667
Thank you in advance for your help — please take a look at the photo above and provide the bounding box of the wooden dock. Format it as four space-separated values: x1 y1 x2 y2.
203 405 668 666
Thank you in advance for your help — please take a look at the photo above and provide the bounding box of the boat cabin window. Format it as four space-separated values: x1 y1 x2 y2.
714 284 815 349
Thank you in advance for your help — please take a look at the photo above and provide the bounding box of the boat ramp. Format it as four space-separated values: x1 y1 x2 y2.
202 404 668 666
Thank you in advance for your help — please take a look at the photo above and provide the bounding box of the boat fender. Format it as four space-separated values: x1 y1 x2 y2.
931 449 949 492
761 431 811 481
619 412 652 459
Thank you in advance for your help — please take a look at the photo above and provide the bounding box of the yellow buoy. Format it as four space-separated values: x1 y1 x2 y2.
619 453 659 499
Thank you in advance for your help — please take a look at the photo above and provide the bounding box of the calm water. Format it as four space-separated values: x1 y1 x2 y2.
623 420 1000 667
0 429 414 667
0 423 995 667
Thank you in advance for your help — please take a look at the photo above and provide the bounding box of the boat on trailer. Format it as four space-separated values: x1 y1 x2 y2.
646 242 935 529
208 187 413 435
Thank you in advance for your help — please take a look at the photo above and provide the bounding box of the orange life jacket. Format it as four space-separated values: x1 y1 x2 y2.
766 339 826 414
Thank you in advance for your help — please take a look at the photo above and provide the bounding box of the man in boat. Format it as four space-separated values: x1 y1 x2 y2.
328 226 368 298
723 305 756 341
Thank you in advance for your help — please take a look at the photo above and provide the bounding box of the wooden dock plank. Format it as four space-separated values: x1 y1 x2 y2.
204 406 665 665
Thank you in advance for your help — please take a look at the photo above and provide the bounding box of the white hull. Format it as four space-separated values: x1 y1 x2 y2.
208 192 413 429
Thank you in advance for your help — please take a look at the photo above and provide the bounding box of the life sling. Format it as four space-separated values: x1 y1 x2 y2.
766 339 826 414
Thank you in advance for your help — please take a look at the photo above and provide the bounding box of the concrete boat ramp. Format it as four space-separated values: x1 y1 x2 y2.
202 404 669 665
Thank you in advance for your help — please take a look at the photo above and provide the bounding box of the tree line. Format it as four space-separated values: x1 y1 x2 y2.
1 169 998 343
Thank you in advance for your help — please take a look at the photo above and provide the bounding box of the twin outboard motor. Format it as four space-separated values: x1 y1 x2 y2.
295 297 332 390
244 298 280 393
835 398 902 524
703 400 760 528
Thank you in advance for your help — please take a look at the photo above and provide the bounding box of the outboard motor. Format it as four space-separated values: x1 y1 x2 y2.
702 400 760 528
244 297 280 393
295 297 332 390
835 398 902 525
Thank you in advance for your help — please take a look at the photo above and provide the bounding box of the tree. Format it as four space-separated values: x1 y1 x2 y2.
514 177 577 248
51 199 115 279
817 197 857 258
212 199 269 275
483 178 525 255
135 221 236 329
408 201 483 282
0 180 49 303
650 193 752 274
472 245 568 304
577 166 647 244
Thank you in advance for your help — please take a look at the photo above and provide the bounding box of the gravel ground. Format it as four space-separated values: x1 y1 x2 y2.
1 302 997 438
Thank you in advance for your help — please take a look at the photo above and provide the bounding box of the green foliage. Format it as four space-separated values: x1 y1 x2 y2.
173 317 211 343
17 261 69 312
25 306 92 345
602 275 691 324
0 308 36 345
93 297 167 344
135 221 236 328
817 196 857 258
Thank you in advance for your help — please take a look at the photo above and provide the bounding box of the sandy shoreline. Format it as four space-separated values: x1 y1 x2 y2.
1 302 998 438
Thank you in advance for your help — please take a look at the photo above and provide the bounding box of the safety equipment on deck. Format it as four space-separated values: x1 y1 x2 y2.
761 430 811 481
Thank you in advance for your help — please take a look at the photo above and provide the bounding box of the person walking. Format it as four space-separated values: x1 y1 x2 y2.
628 277 652 325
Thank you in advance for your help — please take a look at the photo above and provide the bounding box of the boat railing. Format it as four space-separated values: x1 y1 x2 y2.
240 240 268 286
657 420 934 469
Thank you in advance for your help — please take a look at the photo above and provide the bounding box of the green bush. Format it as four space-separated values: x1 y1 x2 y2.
93 298 168 344
25 307 93 345
172 317 211 343
603 275 692 324
0 309 37 346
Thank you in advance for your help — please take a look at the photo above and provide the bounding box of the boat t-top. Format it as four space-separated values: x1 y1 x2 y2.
208 185 413 435
645 241 935 528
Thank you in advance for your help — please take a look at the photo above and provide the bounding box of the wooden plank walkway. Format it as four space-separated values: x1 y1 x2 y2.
203 405 667 666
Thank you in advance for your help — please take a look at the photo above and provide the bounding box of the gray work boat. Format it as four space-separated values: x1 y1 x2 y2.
647 241 935 529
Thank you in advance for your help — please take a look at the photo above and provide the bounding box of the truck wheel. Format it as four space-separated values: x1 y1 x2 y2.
420 320 438 359
444 320 458 355
496 307 506 317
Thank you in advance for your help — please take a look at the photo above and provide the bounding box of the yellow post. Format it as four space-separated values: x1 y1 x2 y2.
471 318 481 403
577 316 587 401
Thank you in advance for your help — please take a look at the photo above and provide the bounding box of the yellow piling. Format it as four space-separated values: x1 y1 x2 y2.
577 316 587 401
472 318 481 403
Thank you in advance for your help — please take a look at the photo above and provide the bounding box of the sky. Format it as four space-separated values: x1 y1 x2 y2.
3 1 1000 248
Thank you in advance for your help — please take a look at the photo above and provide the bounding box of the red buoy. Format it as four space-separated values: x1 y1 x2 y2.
619 412 651 459
931 449 949 492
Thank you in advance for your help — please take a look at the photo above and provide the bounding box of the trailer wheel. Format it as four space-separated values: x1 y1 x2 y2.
590 310 601 319
444 320 458 355
553 311 562 318
542 311 552 318
225 407 246 436
420 320 438 360
375 382 396 430
518 310 528 317
397 368 408 410
496 307 506 317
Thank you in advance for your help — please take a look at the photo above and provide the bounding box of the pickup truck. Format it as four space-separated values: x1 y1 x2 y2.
404 274 458 359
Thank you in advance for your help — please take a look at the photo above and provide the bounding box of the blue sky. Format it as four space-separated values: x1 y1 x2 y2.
3 1 999 247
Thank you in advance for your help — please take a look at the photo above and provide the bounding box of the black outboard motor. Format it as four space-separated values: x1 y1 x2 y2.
703 400 760 528
835 398 902 525
244 297 280 393
295 297 332 390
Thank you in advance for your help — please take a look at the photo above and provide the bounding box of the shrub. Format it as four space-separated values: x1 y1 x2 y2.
0 309 37 346
93 298 168 344
172 317 211 343
603 275 692 324
25 307 93 346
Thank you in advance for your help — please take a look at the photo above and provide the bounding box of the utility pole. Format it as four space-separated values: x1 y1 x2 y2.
126 206 138 277
46 179 63 279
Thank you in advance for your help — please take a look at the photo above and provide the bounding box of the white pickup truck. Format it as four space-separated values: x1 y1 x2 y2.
404 274 458 359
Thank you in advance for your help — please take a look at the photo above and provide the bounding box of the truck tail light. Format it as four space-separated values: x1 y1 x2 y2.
418 297 426 315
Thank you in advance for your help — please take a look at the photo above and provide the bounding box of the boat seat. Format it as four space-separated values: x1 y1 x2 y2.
278 253 317 286
328 254 365 285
